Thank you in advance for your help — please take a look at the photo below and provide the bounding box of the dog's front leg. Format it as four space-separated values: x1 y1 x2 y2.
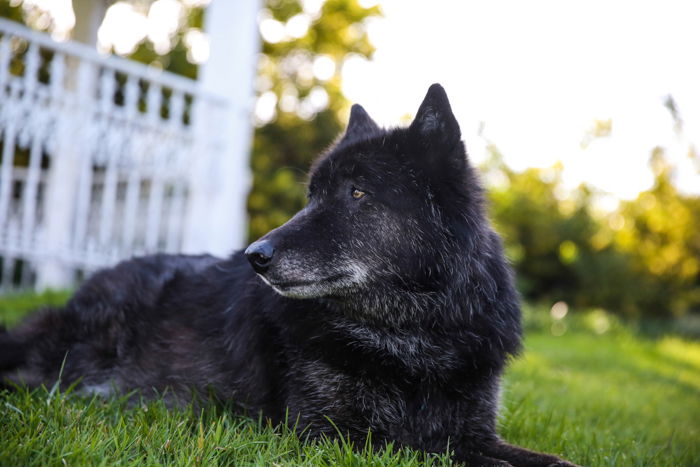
453 451 514 466
477 439 580 467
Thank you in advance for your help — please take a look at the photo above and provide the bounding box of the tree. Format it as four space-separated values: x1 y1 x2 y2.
614 148 700 315
248 0 379 240
484 147 605 306
485 124 700 317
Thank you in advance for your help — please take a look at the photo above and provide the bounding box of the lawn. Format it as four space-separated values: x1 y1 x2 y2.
1 293 699 466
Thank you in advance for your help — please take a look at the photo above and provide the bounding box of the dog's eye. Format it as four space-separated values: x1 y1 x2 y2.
351 188 366 200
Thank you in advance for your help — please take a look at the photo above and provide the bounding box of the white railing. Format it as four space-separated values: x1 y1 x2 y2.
0 18 232 290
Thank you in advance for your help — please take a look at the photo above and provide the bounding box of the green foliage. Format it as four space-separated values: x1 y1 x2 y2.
250 107 342 238
486 151 597 304
485 144 700 317
0 1 22 23
126 6 205 80
613 148 700 315
249 0 379 240
0 289 71 326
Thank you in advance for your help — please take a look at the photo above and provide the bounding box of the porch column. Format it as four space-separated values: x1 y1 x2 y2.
71 0 107 45
183 0 262 256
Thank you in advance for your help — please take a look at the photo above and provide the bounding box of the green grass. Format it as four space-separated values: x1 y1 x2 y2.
1 292 699 466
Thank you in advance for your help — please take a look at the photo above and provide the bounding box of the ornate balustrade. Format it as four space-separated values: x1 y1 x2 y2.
0 18 231 289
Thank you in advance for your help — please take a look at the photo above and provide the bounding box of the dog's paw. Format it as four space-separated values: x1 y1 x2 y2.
482 460 513 467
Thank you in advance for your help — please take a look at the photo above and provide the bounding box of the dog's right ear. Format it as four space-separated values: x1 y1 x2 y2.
344 104 380 141
409 83 461 150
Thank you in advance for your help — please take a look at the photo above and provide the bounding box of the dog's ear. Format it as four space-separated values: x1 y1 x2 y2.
344 104 380 141
409 83 461 149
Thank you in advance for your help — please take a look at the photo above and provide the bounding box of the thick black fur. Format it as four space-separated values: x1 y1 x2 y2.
1 85 576 466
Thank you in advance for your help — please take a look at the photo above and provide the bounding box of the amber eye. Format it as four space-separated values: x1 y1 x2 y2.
351 188 366 199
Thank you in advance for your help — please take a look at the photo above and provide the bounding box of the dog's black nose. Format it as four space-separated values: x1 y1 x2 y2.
245 240 275 274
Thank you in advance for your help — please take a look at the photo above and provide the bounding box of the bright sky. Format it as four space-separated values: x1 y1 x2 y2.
30 0 700 203
342 0 700 203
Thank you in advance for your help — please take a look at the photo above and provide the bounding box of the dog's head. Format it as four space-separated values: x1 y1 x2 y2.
245 84 483 300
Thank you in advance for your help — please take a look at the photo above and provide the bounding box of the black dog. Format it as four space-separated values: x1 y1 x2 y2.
1 84 576 466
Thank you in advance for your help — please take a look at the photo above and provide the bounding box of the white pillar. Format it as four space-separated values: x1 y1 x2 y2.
71 0 107 45
183 0 261 256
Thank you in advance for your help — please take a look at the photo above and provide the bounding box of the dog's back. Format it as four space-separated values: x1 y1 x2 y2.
0 254 279 408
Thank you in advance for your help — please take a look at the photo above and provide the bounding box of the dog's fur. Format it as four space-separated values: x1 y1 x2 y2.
0 85 575 466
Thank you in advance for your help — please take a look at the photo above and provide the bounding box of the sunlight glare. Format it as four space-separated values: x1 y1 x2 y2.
182 0 211 6
286 13 311 39
308 86 329 112
21 0 74 41
147 0 183 55
98 2 147 55
258 10 285 44
313 55 335 81
551 302 569 320
279 86 299 113
301 0 326 19
255 91 278 125
184 28 209 64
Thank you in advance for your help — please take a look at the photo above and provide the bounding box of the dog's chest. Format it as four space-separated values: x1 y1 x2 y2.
285 356 465 443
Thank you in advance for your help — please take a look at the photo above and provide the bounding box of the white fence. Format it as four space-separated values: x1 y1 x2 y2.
0 18 238 290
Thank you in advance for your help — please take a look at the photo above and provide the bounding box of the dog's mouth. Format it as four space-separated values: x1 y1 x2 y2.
262 274 349 290
259 272 360 298
267 273 346 289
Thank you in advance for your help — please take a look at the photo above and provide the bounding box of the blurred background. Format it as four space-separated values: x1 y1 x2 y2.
1 3 699 462
0 0 698 325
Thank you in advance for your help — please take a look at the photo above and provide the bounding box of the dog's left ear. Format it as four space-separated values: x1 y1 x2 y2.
344 104 380 141
409 83 461 149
